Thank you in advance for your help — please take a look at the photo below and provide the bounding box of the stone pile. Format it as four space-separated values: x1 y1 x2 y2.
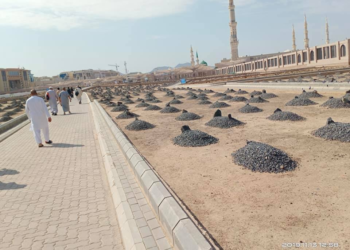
209 101 230 108
173 125 218 147
267 109 305 121
285 96 317 106
313 118 350 142
116 110 139 119
145 105 162 111
175 110 201 121
230 96 248 102
247 96 268 103
239 104 263 113
160 104 180 113
299 90 323 98
125 118 155 131
205 110 243 129
136 101 150 108
320 97 350 109
232 141 298 173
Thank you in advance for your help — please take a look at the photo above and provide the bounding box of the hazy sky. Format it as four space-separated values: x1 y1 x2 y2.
1 0 349 77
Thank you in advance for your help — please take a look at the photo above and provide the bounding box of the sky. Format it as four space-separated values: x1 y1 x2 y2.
1 0 350 77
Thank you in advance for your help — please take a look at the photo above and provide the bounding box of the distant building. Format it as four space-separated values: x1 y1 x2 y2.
59 69 118 81
0 68 35 93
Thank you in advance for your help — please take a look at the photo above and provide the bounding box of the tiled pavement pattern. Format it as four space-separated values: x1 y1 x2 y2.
93 103 172 250
0 96 124 250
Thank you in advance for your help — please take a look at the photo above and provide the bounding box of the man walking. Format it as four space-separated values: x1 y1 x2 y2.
75 86 83 104
25 90 52 148
59 87 72 115
46 87 59 116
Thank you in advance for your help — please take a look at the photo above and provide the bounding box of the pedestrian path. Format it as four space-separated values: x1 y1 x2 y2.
0 96 124 250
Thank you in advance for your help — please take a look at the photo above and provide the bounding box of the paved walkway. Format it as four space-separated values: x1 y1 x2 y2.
0 96 124 250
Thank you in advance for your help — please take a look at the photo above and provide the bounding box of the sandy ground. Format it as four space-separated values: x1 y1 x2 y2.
98 86 350 250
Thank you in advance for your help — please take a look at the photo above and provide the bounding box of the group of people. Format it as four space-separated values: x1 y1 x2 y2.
25 86 83 147
46 86 83 115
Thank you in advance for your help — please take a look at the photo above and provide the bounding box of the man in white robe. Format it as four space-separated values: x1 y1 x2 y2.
25 90 52 147
46 87 59 116
75 86 83 104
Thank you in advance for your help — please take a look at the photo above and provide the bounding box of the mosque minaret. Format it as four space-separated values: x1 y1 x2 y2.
229 0 239 61
292 25 297 51
326 18 330 44
304 15 310 49
190 46 195 66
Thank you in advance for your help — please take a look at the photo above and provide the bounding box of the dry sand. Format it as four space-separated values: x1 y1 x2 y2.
99 86 350 250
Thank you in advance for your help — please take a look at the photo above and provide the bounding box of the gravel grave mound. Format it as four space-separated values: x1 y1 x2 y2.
235 89 248 95
125 118 155 131
198 100 212 105
135 101 150 108
116 111 139 119
312 118 350 142
260 93 278 99
169 98 183 105
247 96 269 103
219 95 233 101
239 104 263 113
229 96 248 102
205 110 243 129
136 98 144 102
160 104 181 113
111 104 128 112
285 97 317 106
175 110 201 121
204 89 214 93
186 91 196 96
250 90 262 96
209 101 230 108
175 95 184 99
144 105 162 111
150 99 162 103
213 92 226 97
267 109 305 121
197 96 209 101
299 90 323 98
0 116 12 122
187 95 198 100
224 88 236 93
232 141 298 173
321 97 350 109
173 125 218 147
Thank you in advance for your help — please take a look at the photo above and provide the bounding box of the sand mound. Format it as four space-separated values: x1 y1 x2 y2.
169 98 183 105
209 101 230 108
175 110 201 121
160 104 181 113
144 105 162 111
116 111 139 119
239 104 263 113
173 125 218 147
247 96 268 103
285 97 317 106
267 109 305 121
312 118 350 142
135 101 150 108
125 118 155 131
198 100 212 105
299 90 323 98
232 141 298 173
230 96 248 102
205 110 243 129
320 97 350 109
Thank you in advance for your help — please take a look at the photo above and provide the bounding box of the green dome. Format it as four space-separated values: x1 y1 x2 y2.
200 60 208 66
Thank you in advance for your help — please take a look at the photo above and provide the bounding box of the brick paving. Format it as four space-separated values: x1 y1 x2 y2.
0 96 124 250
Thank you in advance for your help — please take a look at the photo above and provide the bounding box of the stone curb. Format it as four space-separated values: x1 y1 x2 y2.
93 100 214 250
89 99 142 250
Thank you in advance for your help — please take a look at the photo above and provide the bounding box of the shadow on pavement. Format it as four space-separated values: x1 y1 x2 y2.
0 181 27 190
45 143 84 148
0 169 20 176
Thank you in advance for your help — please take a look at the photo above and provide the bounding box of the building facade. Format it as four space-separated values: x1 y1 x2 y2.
59 69 118 81
0 68 34 93
215 39 350 75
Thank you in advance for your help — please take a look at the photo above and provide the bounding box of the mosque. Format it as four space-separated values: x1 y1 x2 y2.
214 0 350 75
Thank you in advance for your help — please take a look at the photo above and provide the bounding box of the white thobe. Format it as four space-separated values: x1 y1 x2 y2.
25 96 51 144
46 90 58 113
75 88 83 103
